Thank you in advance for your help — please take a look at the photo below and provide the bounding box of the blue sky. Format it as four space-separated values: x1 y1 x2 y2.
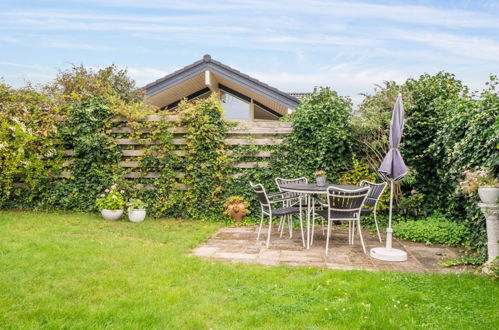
1 0 498 104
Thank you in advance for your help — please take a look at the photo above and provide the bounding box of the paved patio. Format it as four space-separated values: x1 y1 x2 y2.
192 225 464 273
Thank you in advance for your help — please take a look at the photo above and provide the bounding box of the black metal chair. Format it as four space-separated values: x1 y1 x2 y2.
275 177 307 238
250 182 305 248
316 186 370 255
360 180 387 242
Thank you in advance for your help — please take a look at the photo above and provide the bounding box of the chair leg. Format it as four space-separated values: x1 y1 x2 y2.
311 212 315 246
288 216 293 238
299 213 305 247
356 218 367 254
257 212 264 241
279 216 285 238
351 221 355 246
325 219 332 255
374 209 382 242
348 222 351 245
266 215 272 248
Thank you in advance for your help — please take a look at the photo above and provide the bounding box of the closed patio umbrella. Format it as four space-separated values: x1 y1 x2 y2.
370 93 408 262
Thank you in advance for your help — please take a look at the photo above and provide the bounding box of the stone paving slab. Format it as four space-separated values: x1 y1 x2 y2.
191 225 465 273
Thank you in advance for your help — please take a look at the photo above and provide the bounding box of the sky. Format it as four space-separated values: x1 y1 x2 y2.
1 0 499 105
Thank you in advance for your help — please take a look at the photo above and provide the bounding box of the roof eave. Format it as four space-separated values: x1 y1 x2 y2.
143 55 300 109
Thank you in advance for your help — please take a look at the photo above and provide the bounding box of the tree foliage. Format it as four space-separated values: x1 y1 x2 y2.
274 87 353 182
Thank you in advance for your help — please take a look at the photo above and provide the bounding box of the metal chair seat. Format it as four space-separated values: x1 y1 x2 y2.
272 206 301 216
316 209 357 220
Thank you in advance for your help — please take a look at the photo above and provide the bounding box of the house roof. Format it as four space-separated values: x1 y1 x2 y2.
288 92 311 99
143 55 300 110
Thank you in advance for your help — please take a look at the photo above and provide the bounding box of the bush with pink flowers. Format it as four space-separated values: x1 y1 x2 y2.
459 168 499 194
95 185 125 211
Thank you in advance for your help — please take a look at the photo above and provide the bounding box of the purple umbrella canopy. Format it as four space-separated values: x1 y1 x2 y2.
378 93 408 181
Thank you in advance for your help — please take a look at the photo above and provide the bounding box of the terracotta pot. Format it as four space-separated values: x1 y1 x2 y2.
227 203 247 223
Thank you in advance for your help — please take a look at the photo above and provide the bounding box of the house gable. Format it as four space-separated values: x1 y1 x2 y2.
143 55 300 118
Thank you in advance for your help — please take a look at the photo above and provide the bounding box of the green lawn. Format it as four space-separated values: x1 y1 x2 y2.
0 212 497 329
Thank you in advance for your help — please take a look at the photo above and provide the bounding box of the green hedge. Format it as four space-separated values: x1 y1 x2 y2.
393 214 469 246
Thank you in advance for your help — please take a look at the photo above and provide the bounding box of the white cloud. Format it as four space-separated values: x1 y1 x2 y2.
126 67 169 86
0 36 20 43
53 0 499 29
390 30 499 62
43 39 111 50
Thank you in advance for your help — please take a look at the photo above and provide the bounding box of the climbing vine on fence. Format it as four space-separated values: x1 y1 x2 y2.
0 83 61 207
52 96 122 211
176 94 232 219
127 115 180 218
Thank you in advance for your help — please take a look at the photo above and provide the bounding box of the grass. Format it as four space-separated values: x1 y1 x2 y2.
0 211 497 329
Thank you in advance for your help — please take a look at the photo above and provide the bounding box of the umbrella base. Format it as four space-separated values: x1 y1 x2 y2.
370 247 407 262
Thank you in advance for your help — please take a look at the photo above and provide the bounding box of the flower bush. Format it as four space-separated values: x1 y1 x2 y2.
96 185 125 211
459 168 498 194
314 170 326 177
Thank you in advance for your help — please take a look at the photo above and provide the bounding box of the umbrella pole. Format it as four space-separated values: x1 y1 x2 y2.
370 179 407 261
386 180 394 250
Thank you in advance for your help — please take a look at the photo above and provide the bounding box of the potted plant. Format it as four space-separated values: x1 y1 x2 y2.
314 170 327 186
127 198 147 222
96 185 126 221
223 196 250 223
460 168 499 204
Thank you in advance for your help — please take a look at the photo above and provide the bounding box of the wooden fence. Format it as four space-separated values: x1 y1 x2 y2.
56 116 292 188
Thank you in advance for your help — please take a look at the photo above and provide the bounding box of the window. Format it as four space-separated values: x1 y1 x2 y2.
220 91 250 120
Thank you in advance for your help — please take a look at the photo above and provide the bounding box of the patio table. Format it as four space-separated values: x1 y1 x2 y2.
280 183 361 249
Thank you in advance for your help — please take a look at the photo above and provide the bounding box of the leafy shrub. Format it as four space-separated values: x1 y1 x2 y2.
393 214 469 246
488 257 499 279
398 192 425 216
0 83 60 207
274 87 353 182
339 157 389 211
176 94 231 219
127 198 147 212
96 185 126 211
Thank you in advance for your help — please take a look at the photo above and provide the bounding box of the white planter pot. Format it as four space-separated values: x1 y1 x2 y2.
101 209 123 221
128 209 146 222
316 176 326 186
478 187 499 204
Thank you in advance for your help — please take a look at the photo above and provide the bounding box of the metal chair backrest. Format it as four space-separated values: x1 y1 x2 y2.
250 181 271 213
326 186 370 218
275 177 307 203
360 180 387 207
275 177 308 191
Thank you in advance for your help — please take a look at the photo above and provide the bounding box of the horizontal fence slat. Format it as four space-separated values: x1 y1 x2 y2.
119 161 268 169
116 138 283 146
225 138 283 145
65 149 272 158
123 172 161 179
232 162 269 168
111 126 292 135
